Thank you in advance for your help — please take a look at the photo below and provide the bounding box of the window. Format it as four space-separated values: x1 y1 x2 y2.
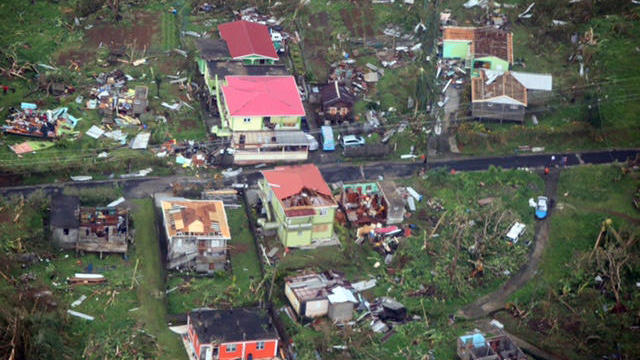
510 105 519 110
63 228 69 235
225 344 237 352
339 107 349 116
319 208 328 215
243 117 251 123
329 107 338 115
298 230 303 236
256 341 265 350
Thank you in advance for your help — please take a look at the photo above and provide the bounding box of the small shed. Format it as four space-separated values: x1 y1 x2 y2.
50 194 80 249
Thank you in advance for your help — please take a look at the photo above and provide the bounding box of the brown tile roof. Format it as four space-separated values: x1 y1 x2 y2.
162 200 231 238
443 26 513 63
471 71 527 106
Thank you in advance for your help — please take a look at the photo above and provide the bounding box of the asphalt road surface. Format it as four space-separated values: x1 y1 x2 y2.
1 149 638 199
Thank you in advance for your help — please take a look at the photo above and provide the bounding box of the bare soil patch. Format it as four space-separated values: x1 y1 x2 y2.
56 48 95 67
229 243 249 255
86 12 158 50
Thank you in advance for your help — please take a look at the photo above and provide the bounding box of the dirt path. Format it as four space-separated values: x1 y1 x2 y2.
457 170 561 319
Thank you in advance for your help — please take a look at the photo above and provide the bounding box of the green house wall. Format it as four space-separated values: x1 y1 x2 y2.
259 179 336 248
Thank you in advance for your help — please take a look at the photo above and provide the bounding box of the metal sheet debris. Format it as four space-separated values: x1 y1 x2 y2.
86 125 105 139
107 197 126 208
71 176 93 181
70 295 87 308
67 310 94 321
131 132 150 149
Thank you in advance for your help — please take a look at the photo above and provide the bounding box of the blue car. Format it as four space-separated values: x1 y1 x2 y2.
535 196 548 219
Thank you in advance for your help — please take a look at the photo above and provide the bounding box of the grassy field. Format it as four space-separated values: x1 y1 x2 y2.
167 206 263 314
131 198 186 360
501 164 640 359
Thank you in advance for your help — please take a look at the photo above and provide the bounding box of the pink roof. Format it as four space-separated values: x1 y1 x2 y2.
262 164 331 200
218 20 278 60
221 76 305 117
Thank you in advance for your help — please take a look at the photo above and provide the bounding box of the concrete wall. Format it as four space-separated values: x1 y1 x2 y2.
328 301 354 322
52 227 78 249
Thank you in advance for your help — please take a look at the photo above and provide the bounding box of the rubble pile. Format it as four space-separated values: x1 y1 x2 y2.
3 104 80 139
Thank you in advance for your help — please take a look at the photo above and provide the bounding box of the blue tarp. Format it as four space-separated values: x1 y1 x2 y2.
459 333 485 348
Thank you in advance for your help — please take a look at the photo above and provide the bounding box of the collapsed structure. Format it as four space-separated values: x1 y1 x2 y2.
284 272 358 322
3 104 80 139
186 308 279 360
50 194 129 256
259 164 337 248
161 199 231 273
457 332 527 360
339 181 405 226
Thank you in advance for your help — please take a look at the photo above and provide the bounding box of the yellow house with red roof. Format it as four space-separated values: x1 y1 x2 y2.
258 164 337 248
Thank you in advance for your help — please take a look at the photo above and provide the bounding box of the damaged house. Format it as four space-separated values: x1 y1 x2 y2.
161 200 231 273
471 70 552 123
339 181 405 226
320 81 357 123
284 272 358 322
186 308 279 360
259 164 337 248
50 194 129 256
457 332 527 360
442 26 514 74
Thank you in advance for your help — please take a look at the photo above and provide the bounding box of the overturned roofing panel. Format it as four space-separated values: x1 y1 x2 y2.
510 71 553 91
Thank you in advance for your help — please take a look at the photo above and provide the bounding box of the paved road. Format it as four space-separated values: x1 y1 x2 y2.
1 149 638 199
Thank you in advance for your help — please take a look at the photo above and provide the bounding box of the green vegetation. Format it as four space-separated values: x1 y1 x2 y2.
131 198 186 360
260 168 544 358
502 165 640 359
167 207 263 313
161 12 179 51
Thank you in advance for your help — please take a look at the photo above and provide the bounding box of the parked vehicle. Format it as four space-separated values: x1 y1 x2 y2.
305 133 319 151
505 222 526 243
341 134 365 148
321 125 335 151
535 196 548 219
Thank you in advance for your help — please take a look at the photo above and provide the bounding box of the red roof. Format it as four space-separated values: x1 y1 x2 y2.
221 76 305 117
218 20 278 60
262 164 331 200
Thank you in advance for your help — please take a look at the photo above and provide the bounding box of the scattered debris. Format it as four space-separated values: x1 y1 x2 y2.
67 310 94 321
